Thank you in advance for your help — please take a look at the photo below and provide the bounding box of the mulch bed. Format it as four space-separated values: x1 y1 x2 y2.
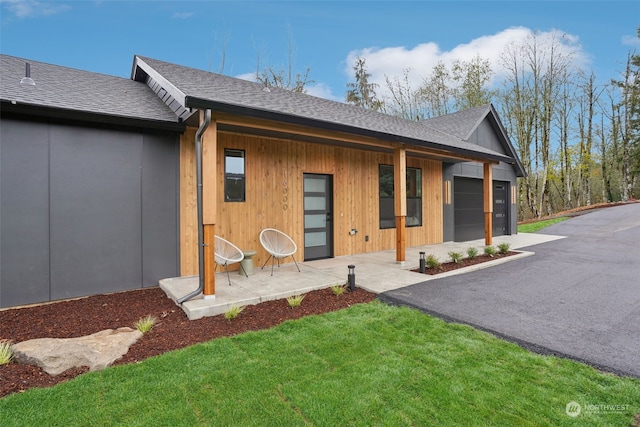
412 251 519 275
0 286 376 398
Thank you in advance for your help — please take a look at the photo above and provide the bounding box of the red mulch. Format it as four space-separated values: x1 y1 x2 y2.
412 251 519 275
0 286 376 398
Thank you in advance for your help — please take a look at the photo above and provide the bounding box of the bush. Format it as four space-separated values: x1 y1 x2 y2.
134 315 157 333
448 251 463 264
331 284 346 296
484 246 497 257
466 247 479 260
224 305 245 320
426 254 441 269
0 340 13 365
287 294 305 308
497 242 511 254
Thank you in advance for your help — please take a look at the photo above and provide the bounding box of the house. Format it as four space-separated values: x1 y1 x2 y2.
0 54 524 308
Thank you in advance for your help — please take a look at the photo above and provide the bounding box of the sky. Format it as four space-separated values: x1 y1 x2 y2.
1 0 639 103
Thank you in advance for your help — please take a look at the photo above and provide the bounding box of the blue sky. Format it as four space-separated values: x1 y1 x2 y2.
1 1 639 102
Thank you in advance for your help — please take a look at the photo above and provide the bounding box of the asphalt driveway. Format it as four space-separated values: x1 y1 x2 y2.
379 203 640 378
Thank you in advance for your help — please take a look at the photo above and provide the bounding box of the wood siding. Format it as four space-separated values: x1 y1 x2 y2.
180 129 443 275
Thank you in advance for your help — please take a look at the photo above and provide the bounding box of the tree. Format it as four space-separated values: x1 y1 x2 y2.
451 54 496 110
611 45 640 200
346 57 383 111
383 69 426 120
498 31 574 218
419 61 453 118
254 26 315 93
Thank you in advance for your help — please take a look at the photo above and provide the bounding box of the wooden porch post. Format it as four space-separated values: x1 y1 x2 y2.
394 147 407 263
484 162 493 246
202 115 217 298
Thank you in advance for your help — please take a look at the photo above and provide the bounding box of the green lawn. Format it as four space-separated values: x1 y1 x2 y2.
518 216 569 233
2 302 638 426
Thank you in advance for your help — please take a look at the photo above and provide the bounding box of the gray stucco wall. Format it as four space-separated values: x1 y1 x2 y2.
0 118 180 307
442 120 518 242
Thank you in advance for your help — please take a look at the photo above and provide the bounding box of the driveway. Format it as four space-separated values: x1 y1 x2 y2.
379 203 640 378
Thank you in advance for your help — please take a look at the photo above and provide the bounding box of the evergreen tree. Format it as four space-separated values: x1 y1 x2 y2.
346 57 383 111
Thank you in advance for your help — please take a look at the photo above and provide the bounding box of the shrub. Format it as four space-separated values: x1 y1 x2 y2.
484 246 497 257
287 294 306 308
0 340 13 365
426 254 441 269
224 305 245 320
331 284 346 296
466 247 479 260
134 315 157 333
448 251 463 264
497 242 511 254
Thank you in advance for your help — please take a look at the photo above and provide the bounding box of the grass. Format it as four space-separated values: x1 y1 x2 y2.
133 315 157 333
331 284 346 296
224 304 245 320
286 294 305 307
0 340 13 365
2 302 638 426
518 216 569 233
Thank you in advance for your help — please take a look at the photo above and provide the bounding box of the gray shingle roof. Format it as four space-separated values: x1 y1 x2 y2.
0 54 181 126
423 104 526 177
422 104 492 140
134 56 515 164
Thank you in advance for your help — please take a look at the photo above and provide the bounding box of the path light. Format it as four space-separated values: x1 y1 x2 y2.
347 265 356 292
419 252 426 273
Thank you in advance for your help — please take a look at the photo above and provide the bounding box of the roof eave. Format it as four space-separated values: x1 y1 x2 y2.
185 96 513 164
1 100 186 132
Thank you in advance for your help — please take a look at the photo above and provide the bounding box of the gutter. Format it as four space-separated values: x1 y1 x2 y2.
177 109 211 304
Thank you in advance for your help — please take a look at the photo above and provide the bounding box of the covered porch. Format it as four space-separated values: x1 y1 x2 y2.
160 233 562 320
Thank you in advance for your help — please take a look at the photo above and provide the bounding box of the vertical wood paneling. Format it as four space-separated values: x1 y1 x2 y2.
180 129 444 271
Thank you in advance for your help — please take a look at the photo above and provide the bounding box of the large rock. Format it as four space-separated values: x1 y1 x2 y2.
12 327 143 375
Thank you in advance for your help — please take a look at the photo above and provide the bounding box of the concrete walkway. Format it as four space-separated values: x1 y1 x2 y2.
161 232 562 320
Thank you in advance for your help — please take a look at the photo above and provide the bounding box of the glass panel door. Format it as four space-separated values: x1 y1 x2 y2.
303 174 333 260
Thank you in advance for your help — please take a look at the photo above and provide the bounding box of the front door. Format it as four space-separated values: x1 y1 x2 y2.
493 181 509 236
303 174 333 260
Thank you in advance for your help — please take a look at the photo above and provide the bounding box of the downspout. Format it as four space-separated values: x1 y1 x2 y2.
177 109 211 304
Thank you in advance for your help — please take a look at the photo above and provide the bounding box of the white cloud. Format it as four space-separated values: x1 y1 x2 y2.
304 82 341 102
345 27 588 98
235 72 256 82
172 12 194 19
1 0 70 18
622 34 640 47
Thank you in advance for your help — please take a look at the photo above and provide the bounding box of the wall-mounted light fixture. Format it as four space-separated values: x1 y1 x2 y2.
20 62 36 86
511 185 517 205
444 180 452 205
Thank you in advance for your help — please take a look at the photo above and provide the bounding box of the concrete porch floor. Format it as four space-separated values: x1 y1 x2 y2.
160 233 564 320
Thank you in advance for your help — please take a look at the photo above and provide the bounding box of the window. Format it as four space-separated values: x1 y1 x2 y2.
224 149 245 202
379 165 422 229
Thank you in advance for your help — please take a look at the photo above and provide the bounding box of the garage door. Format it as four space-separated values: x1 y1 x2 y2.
453 177 484 241
453 178 509 242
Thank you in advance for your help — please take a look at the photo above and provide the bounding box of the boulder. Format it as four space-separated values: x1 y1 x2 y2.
12 327 143 375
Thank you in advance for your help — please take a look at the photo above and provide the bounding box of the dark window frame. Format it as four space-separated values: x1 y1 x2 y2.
224 149 246 202
379 164 422 229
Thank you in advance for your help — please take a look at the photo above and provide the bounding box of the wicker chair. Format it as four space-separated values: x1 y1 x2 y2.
259 228 301 276
215 235 248 285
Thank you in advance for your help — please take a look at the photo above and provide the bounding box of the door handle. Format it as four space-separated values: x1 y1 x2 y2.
326 212 332 222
